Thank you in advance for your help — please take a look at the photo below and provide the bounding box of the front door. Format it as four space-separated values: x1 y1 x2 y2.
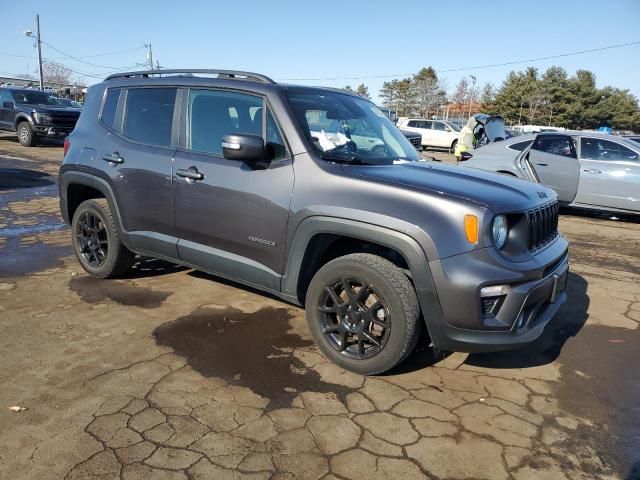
527 134 580 203
574 137 640 211
172 88 293 291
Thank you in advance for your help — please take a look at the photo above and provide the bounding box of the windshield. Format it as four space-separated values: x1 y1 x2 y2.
13 90 59 106
55 98 72 107
446 122 461 132
285 89 421 164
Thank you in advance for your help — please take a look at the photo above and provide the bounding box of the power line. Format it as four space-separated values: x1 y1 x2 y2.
281 40 640 82
0 45 145 61
40 40 139 69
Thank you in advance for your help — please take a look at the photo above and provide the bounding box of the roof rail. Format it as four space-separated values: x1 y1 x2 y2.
104 69 276 84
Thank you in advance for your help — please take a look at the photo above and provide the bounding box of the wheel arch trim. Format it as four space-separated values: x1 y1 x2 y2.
281 216 445 334
59 171 126 235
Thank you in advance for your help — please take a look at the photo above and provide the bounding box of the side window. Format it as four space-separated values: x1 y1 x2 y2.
433 122 447 131
581 138 639 162
266 110 288 160
407 120 417 128
122 88 176 147
532 136 576 159
188 89 262 155
421 121 434 130
0 89 13 104
100 88 120 130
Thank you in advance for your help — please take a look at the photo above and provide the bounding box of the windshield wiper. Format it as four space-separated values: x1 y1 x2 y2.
320 152 364 164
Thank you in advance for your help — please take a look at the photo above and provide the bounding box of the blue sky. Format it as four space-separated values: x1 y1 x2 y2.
2 0 639 102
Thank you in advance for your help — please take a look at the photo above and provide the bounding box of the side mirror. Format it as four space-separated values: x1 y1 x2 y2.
222 133 266 166
459 152 473 161
3 101 14 109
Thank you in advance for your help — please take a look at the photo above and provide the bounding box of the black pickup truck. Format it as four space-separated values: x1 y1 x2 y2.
0 87 80 146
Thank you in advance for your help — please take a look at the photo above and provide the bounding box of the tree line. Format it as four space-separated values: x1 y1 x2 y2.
367 66 639 131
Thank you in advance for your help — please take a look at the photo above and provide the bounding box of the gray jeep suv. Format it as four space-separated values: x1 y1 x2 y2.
59 69 569 374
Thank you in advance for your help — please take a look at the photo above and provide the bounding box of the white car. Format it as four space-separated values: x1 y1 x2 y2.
397 118 460 151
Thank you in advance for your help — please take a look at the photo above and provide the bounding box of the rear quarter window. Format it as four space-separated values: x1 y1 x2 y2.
507 140 533 151
100 88 121 130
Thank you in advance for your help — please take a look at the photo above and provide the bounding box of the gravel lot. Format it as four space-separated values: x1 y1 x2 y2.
0 132 638 480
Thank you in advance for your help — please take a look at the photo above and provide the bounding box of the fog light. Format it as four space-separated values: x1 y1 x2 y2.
480 285 510 297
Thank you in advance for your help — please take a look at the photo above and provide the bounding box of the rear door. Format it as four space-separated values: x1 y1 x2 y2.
574 137 640 211
528 134 579 202
97 86 179 258
172 88 294 291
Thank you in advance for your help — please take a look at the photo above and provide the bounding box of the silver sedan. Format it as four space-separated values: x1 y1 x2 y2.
462 132 640 214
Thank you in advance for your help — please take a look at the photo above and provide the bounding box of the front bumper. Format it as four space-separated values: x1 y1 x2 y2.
33 125 73 138
423 235 569 353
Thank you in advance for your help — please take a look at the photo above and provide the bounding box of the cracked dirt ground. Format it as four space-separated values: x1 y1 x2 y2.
0 133 639 480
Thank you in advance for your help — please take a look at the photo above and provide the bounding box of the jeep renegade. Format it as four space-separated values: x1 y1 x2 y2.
59 69 569 375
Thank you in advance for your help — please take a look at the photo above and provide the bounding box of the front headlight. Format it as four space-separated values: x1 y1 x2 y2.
492 214 508 250
33 112 52 124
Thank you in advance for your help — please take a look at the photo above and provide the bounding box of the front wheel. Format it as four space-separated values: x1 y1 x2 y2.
450 139 458 154
305 253 420 375
17 122 36 147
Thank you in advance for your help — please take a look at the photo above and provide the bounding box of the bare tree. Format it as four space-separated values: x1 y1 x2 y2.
42 61 72 87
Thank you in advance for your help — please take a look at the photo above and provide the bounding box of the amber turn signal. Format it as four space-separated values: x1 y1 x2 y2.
464 214 479 244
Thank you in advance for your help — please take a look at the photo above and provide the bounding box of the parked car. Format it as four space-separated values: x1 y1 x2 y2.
463 131 640 214
0 87 81 146
60 69 568 374
396 118 460 152
623 134 640 144
399 129 422 150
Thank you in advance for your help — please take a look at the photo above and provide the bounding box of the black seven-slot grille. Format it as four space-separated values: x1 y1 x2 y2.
408 136 421 148
50 112 80 127
527 201 559 251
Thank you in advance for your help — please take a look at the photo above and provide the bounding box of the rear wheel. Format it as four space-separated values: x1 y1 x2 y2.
17 122 36 147
305 253 420 375
71 199 135 278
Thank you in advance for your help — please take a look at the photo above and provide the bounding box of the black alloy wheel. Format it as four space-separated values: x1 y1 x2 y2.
75 211 109 268
318 277 391 360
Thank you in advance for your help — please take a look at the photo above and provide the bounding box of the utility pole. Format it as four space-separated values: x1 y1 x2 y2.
467 75 476 119
24 15 44 90
146 43 154 70
35 15 44 90
518 99 524 125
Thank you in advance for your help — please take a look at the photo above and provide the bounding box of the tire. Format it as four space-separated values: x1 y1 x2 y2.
71 199 135 278
450 139 458 153
17 121 36 147
305 253 420 375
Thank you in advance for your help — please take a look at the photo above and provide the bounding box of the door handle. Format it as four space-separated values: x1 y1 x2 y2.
176 167 204 182
583 168 602 174
535 162 548 167
102 152 124 164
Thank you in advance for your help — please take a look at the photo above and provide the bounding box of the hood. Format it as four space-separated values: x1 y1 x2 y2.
29 105 80 115
399 129 421 139
342 161 555 213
